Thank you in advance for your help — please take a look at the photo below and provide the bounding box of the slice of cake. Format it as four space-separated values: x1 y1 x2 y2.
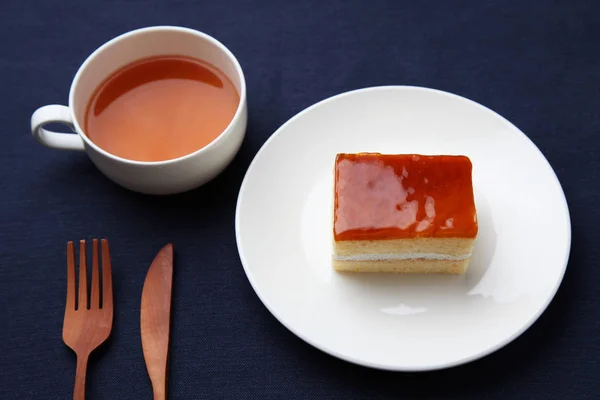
333 153 478 274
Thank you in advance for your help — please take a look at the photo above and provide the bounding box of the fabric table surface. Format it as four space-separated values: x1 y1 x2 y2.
1 0 598 399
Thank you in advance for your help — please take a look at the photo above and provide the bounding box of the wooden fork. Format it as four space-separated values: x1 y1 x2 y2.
63 239 114 400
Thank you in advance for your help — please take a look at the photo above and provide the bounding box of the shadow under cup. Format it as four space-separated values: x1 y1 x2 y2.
69 27 247 194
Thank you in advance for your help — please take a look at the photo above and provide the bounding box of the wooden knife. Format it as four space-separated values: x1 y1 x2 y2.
141 244 174 400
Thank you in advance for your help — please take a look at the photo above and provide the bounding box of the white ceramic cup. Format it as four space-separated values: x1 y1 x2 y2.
31 26 247 195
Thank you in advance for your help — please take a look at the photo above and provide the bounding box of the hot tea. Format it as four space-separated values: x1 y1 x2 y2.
85 55 239 162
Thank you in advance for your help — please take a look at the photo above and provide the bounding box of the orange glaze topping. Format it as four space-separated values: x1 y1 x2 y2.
334 153 478 241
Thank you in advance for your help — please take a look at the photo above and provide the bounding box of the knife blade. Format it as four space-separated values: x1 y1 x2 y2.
141 244 174 400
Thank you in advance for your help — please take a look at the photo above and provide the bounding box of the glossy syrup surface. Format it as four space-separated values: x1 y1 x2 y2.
334 153 478 241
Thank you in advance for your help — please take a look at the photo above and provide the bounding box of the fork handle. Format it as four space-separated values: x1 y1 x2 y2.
73 354 89 400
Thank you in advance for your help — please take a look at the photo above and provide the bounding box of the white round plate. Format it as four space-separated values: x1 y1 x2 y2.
235 86 571 371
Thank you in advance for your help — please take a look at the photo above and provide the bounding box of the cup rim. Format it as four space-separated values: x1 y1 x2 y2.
68 25 247 166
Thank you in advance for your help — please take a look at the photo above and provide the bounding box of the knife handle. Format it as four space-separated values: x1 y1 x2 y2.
152 383 166 400
142 316 170 400
143 327 169 400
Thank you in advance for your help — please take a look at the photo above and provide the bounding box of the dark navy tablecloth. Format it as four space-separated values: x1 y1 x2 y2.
1 0 598 399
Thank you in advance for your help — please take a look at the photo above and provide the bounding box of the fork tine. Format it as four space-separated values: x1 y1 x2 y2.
78 240 88 310
66 241 76 311
101 239 113 310
91 239 100 309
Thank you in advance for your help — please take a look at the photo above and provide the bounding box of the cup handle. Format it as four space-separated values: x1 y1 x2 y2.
31 105 85 151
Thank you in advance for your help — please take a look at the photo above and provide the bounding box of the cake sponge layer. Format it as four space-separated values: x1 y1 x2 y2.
334 237 476 257
332 258 470 274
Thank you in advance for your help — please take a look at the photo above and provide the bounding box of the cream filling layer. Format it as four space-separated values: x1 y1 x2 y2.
333 252 472 261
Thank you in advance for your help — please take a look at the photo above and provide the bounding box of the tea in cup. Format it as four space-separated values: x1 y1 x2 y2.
31 26 247 195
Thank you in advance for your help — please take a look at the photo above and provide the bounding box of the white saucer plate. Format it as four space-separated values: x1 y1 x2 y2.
235 86 571 371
